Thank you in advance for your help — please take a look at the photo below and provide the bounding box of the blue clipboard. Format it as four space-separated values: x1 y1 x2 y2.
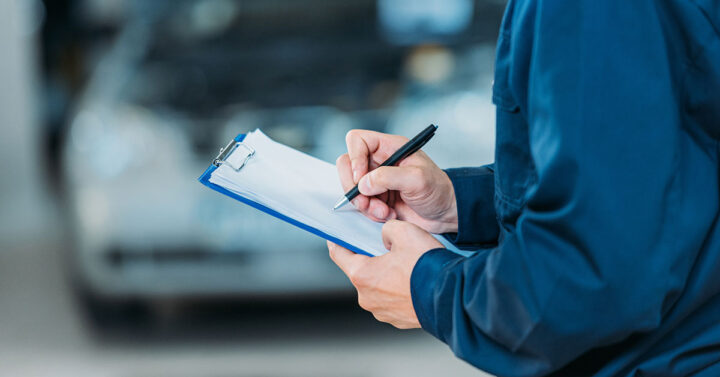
198 133 374 257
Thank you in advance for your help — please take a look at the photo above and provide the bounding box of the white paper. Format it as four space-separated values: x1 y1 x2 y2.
209 129 388 256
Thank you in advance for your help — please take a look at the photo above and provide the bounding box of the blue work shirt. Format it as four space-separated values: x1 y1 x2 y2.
410 1 720 376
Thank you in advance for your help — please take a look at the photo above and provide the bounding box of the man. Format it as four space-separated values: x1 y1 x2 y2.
327 0 720 376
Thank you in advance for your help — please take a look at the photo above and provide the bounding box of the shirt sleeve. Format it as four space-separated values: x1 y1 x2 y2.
410 1 686 375
442 165 499 249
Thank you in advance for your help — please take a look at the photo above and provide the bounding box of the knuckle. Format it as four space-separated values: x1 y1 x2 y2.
378 166 392 177
409 166 428 187
357 293 374 311
372 168 389 185
366 170 377 185
385 220 413 240
382 219 399 235
365 171 377 189
372 312 388 324
345 129 360 144
381 222 391 236
347 266 366 286
336 153 348 165
347 269 358 284
386 219 401 229
357 294 367 310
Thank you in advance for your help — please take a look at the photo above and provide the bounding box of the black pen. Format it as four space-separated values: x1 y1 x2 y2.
332 124 438 211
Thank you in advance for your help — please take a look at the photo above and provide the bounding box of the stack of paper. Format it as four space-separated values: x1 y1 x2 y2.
208 129 388 256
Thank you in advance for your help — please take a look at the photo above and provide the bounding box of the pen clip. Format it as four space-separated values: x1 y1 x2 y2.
213 139 255 171
404 131 434 157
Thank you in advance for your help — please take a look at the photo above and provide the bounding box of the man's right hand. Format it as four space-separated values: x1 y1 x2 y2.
336 129 458 234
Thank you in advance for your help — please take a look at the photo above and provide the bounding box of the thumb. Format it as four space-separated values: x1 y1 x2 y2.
358 166 425 197
328 241 368 277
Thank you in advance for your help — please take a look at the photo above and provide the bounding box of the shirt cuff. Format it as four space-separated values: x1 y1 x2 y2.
442 166 499 249
410 247 465 340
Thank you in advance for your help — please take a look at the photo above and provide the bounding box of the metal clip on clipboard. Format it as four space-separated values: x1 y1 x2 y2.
212 138 255 171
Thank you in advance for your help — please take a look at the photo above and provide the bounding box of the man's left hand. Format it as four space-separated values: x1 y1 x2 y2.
327 220 443 329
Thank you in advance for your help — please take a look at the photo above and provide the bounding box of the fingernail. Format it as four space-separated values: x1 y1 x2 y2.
353 169 359 183
373 207 384 219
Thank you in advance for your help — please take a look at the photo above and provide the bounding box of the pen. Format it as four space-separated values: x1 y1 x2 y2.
332 124 438 211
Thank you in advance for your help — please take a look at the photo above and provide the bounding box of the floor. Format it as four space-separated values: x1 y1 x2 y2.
0 235 489 377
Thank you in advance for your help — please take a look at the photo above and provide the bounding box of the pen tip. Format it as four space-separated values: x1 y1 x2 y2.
333 196 349 211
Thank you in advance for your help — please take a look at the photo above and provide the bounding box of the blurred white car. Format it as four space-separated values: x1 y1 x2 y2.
59 0 502 318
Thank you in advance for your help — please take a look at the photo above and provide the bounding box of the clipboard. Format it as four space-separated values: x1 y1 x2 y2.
198 132 378 257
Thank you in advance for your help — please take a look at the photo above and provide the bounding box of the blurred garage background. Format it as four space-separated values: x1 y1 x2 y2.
0 0 502 375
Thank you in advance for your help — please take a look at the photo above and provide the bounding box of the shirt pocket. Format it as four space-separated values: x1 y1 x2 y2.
492 30 521 114
492 0 521 114
492 20 536 229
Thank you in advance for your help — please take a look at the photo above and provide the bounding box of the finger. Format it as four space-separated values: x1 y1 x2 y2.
345 130 409 183
353 195 371 212
367 197 391 220
336 154 355 192
327 241 368 278
345 130 374 183
358 166 425 197
336 154 370 211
